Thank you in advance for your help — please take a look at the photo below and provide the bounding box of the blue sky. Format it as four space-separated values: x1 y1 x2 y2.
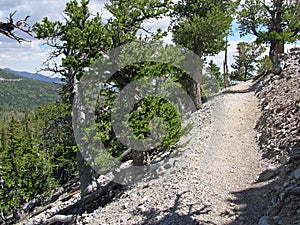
0 1 298 76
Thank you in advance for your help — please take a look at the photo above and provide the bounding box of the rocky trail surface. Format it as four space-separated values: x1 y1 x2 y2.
76 80 274 225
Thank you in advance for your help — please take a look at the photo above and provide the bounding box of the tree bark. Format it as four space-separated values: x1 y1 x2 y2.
223 36 230 87
72 77 99 197
192 42 203 109
269 0 285 63
190 77 202 110
270 39 284 63
76 151 98 196
132 150 144 166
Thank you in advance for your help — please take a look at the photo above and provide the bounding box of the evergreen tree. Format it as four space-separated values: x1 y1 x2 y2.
237 0 300 62
33 0 182 194
35 103 78 185
0 122 8 153
0 116 55 223
170 0 238 108
206 60 223 89
231 42 266 81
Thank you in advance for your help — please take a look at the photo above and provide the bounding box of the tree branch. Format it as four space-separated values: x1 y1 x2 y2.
259 0 273 16
291 26 300 37
0 11 32 43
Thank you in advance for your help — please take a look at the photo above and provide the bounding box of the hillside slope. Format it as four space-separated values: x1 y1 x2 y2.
15 51 299 225
255 49 300 224
0 68 61 113
18 80 274 225
85 81 273 225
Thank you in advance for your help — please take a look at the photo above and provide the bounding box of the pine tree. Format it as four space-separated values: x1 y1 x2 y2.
231 42 266 81
238 0 300 62
33 0 180 194
207 60 223 89
170 0 238 108
0 116 56 222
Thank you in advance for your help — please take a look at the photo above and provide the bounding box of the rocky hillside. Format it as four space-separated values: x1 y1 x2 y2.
17 81 272 224
255 48 300 224
13 50 299 225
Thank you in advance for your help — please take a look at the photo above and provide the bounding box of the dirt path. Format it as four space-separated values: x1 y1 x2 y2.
194 81 273 224
85 81 272 225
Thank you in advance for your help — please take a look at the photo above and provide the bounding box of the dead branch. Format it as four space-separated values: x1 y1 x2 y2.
0 11 32 43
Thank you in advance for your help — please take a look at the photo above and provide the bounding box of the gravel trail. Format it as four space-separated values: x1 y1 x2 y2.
81 80 272 225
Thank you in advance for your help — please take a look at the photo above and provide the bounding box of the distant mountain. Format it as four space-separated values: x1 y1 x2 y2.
3 68 62 83
0 68 61 113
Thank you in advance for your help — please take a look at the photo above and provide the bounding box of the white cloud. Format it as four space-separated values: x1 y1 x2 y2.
0 39 48 72
0 0 109 75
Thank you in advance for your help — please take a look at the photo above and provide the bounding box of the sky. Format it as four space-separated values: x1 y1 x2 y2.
0 0 298 77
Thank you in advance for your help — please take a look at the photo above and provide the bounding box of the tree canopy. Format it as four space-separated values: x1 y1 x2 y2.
170 0 238 57
237 0 300 61
33 0 188 194
231 42 266 81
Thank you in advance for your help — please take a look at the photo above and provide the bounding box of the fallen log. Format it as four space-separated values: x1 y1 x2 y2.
47 215 76 225
53 181 124 215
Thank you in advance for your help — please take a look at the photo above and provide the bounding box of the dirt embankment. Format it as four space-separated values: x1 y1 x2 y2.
255 49 300 225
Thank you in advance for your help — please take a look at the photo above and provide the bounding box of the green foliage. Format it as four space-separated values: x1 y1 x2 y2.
33 0 171 104
170 0 237 108
127 96 181 149
0 115 56 220
0 100 79 221
231 42 266 81
33 0 110 104
171 0 238 57
203 60 223 94
92 60 191 168
105 0 170 47
35 102 78 184
237 0 300 55
0 0 200 218
34 0 186 170
0 68 60 118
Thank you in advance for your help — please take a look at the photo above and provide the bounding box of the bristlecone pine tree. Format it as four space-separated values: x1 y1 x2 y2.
238 0 300 62
34 0 190 195
170 0 238 108
231 42 266 81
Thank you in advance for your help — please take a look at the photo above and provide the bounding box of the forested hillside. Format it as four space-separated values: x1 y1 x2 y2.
0 69 60 118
